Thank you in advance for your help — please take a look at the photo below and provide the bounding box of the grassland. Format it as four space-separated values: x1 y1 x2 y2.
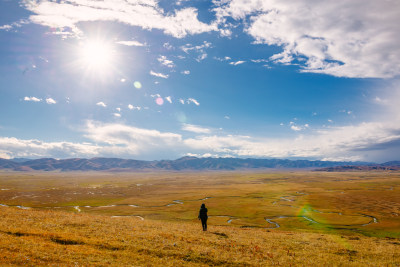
1 170 400 265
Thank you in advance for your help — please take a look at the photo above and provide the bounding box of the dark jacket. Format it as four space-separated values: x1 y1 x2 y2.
198 207 208 220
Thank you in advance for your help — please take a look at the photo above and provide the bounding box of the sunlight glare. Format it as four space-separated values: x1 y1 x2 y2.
78 40 114 72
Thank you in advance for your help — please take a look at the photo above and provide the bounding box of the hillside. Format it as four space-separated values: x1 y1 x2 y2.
1 207 399 266
0 156 371 171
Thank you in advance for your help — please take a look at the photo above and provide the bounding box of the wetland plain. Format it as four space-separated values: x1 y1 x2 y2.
1 170 399 237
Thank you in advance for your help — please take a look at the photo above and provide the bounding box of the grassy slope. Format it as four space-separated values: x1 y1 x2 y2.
1 207 399 266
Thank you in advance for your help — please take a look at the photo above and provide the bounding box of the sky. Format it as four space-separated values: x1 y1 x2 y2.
0 0 400 162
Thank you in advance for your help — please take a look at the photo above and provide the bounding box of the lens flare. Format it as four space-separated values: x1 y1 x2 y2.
134 81 142 89
155 97 164 105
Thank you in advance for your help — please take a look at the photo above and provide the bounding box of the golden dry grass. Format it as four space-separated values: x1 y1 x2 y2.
1 207 399 266
1 171 400 265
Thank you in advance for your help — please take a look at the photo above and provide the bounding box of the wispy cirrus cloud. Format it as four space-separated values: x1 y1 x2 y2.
22 0 217 38
214 0 400 78
187 98 200 106
116 40 146 47
181 41 212 62
150 70 169 79
229 60 245 66
182 123 211 134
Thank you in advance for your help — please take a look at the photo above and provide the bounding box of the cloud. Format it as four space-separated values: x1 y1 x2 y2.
187 98 200 106
116 40 146 47
183 120 400 162
84 120 183 155
165 96 172 103
215 56 231 61
196 53 207 62
182 123 211 134
163 42 174 50
45 98 56 104
181 41 212 62
229 60 245 65
96 102 107 107
0 136 100 159
181 41 212 54
128 104 141 110
214 0 400 78
179 99 185 104
150 70 169 79
2 114 400 162
290 125 302 131
251 59 269 63
158 55 175 68
0 19 29 32
22 0 217 38
113 113 121 118
181 70 190 75
24 96 42 102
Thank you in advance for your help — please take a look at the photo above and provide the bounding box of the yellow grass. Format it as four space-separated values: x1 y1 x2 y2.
1 171 400 265
1 207 399 266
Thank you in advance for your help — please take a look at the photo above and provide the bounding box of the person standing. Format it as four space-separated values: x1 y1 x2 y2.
198 203 208 231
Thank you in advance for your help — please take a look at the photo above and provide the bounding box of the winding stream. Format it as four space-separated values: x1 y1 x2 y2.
0 193 379 230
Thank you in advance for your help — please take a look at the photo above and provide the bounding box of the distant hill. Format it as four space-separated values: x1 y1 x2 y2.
0 156 380 171
315 164 400 172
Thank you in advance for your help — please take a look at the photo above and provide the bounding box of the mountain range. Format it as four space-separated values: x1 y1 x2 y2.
0 156 395 172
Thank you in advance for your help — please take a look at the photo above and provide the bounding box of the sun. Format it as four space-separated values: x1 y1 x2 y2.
78 39 115 73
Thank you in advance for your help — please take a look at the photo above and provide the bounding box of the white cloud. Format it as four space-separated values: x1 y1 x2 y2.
45 98 56 104
23 0 217 38
181 41 212 54
2 114 400 162
183 119 400 162
163 42 174 50
116 40 146 47
0 25 12 31
196 53 207 62
0 19 28 32
113 113 121 118
251 59 269 63
182 123 211 134
128 104 141 110
224 116 230 120
187 98 200 106
158 55 175 68
165 96 172 103
214 0 400 78
116 107 121 112
229 60 245 65
290 125 302 131
179 99 185 104
181 70 190 75
24 96 42 102
181 41 211 62
214 56 231 61
84 120 182 154
96 102 107 107
0 136 100 159
150 70 169 79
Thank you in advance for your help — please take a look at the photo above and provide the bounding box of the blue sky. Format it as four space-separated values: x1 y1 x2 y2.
0 0 400 162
